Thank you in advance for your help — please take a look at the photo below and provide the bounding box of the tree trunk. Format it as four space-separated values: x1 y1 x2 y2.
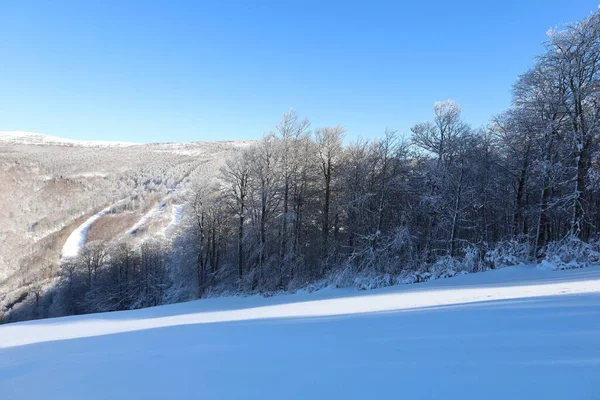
322 160 331 263
449 167 464 257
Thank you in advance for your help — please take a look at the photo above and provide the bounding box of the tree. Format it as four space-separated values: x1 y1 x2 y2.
273 110 310 280
412 100 468 164
412 100 471 257
247 134 281 282
78 241 109 290
221 152 251 278
315 126 345 267
544 12 600 239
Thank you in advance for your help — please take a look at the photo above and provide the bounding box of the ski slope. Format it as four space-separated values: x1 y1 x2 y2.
1 266 599 399
61 206 114 259
61 199 128 259
160 203 184 235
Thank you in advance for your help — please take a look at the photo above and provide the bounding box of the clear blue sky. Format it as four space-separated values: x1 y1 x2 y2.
1 1 598 143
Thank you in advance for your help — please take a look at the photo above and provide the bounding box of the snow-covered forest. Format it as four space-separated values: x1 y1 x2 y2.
3 9 600 323
0 138 248 321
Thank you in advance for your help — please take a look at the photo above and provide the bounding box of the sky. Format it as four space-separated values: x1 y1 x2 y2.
1 1 598 143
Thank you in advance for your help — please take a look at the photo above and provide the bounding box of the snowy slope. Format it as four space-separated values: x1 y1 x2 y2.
61 206 113 259
0 131 139 147
1 266 599 399
61 199 128 259
128 197 184 236
160 203 184 235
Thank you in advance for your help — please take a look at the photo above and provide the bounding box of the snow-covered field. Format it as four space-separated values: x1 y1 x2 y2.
1 265 599 399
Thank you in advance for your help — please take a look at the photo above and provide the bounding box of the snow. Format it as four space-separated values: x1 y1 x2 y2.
0 131 139 147
1 266 600 399
60 206 113 259
61 199 128 259
128 201 183 236
163 204 184 232
0 131 254 150
127 203 165 235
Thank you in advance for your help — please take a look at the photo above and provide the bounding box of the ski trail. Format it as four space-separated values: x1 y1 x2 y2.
128 188 184 236
61 207 112 259
166 204 184 230
127 201 166 235
158 204 184 236
61 199 127 260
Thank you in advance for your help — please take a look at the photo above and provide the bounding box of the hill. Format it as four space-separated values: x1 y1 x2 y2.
0 131 250 319
0 265 598 399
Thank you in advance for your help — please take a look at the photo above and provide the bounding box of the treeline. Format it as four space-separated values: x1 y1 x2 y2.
54 241 170 314
2 240 171 321
175 9 600 295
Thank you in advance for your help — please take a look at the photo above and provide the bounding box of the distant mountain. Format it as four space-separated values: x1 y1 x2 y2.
0 131 140 147
0 132 249 319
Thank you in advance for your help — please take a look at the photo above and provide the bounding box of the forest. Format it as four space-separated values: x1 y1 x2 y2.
5 8 600 322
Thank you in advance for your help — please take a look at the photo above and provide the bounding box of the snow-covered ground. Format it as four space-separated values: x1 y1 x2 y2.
127 203 166 235
62 199 132 259
128 200 184 236
160 203 184 234
60 206 114 259
1 266 599 399
63 195 182 259
0 131 139 147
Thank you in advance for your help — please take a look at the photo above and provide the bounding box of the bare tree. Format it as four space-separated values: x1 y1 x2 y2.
412 100 468 164
315 126 345 267
544 13 600 239
78 241 109 290
221 152 251 278
273 110 310 280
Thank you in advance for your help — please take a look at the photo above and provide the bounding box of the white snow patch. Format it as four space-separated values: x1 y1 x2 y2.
0 131 139 148
127 200 183 237
69 172 109 179
166 204 184 229
60 207 112 259
127 204 164 235
61 199 127 259
157 203 184 236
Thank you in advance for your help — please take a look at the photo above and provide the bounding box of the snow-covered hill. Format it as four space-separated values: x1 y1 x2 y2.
1 265 599 399
0 132 250 318
0 131 139 147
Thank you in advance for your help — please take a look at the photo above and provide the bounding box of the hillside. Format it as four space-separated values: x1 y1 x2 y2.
1 265 599 399
0 131 250 319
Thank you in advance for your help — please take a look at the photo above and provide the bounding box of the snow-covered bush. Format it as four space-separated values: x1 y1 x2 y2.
541 237 600 270
329 246 483 291
484 239 531 269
